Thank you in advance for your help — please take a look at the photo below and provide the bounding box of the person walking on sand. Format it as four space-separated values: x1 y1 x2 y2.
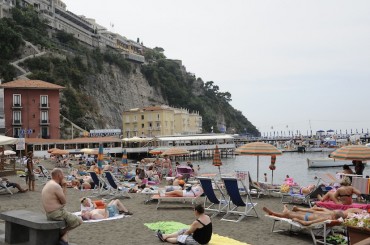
161 155 172 179
26 151 35 191
42 168 82 245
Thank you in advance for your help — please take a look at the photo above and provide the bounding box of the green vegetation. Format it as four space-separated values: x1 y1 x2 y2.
142 50 259 135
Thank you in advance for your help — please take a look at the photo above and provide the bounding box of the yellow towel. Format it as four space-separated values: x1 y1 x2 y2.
209 233 250 245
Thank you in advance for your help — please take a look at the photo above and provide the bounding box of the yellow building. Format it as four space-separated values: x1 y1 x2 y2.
122 105 202 138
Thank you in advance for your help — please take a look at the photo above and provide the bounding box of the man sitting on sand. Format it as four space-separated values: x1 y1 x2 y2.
0 177 28 193
263 205 346 226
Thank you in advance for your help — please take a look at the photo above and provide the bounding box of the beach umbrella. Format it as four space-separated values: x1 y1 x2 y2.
149 147 170 155
235 142 282 182
81 148 98 155
122 149 128 166
47 148 60 153
0 150 16 156
212 145 222 174
162 147 189 156
0 135 18 145
51 149 69 155
329 145 370 161
97 143 104 169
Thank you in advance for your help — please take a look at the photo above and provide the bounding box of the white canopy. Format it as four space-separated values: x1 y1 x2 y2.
0 135 18 145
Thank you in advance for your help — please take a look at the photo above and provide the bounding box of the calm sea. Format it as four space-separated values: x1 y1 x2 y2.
191 152 370 186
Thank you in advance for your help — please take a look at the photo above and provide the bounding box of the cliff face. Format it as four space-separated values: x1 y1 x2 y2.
80 64 166 129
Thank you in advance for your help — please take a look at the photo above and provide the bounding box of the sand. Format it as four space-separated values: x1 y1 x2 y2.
0 160 314 245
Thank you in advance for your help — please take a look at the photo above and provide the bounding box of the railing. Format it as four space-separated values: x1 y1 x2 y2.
40 120 50 125
39 103 50 108
12 120 22 125
12 104 22 109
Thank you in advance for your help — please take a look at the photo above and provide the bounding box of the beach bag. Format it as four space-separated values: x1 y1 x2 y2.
280 184 290 193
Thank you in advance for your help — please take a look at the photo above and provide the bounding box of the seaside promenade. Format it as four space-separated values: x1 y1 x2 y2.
0 160 315 245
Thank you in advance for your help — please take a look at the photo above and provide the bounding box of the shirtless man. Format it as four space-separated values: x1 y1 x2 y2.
26 151 35 191
263 205 346 226
318 177 362 205
41 168 82 245
161 155 172 179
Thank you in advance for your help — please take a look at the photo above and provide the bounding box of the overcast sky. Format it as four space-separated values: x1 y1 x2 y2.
62 0 370 136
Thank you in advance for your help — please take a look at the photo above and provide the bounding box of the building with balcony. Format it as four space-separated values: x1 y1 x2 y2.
122 105 202 138
0 80 64 139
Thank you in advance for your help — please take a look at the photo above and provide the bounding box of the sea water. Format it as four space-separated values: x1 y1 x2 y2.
191 152 370 186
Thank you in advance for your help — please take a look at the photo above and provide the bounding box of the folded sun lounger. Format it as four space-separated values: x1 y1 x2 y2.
151 194 200 209
265 215 341 245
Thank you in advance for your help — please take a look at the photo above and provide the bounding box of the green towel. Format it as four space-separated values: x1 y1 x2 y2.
144 221 189 234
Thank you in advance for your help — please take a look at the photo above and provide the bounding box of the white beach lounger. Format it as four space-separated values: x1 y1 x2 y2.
265 215 342 245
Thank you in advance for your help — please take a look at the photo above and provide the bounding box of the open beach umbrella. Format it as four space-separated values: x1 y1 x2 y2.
97 143 104 169
212 145 222 174
0 150 16 156
0 135 18 145
122 149 128 166
51 149 69 155
47 148 60 153
162 147 190 156
329 145 370 161
235 142 282 182
81 148 98 155
149 147 170 155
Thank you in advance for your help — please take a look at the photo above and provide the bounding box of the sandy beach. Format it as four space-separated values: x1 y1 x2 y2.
0 160 315 245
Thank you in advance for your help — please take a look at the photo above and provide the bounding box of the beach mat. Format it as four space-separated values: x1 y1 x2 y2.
144 221 250 245
73 211 128 223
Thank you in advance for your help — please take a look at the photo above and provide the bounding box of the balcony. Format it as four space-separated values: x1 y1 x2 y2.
12 104 22 109
40 120 50 125
39 103 50 109
12 120 22 126
125 120 130 124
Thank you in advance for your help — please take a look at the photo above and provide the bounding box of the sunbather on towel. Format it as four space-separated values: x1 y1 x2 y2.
291 206 364 218
263 205 346 226
318 177 362 205
80 198 133 215
164 184 203 197
0 177 28 193
157 204 212 245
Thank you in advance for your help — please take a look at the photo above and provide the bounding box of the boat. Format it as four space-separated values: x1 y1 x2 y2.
307 158 366 168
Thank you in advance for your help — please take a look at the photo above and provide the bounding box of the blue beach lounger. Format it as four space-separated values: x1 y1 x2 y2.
104 171 131 199
198 177 228 218
221 177 258 222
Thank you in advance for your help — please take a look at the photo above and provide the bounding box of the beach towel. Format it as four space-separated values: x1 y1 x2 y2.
73 211 126 223
144 221 250 245
316 201 370 210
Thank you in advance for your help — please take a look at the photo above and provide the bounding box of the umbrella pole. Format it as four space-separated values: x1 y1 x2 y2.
257 156 259 182
271 170 274 185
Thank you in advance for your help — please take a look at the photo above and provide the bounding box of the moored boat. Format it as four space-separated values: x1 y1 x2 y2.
307 158 365 168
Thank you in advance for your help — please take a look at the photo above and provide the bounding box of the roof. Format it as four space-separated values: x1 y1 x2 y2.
156 134 234 141
25 137 121 144
0 80 65 90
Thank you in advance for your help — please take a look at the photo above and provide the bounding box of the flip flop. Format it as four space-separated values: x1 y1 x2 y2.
157 231 165 242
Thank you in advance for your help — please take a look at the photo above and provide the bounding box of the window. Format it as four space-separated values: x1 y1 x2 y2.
40 95 48 107
41 127 49 138
13 94 21 106
13 111 21 123
141 115 144 120
13 127 21 138
141 124 144 128
41 111 48 123
157 114 160 120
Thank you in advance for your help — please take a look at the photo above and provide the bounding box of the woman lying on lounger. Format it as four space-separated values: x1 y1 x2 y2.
263 205 346 226
318 177 362 205
157 204 212 244
164 184 203 197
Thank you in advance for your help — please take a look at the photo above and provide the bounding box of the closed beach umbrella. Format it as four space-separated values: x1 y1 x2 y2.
212 145 222 174
149 147 170 155
162 147 189 156
330 145 370 161
97 144 104 169
122 149 128 166
235 142 282 182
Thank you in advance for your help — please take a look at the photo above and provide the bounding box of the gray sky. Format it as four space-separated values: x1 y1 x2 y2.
62 0 370 136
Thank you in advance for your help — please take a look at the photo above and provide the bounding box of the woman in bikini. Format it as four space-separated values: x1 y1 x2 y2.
157 204 212 244
318 177 361 205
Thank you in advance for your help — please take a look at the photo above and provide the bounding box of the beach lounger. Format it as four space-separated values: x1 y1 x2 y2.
38 165 51 184
281 184 328 207
0 179 13 195
220 177 258 222
315 201 370 210
89 171 110 196
198 177 228 218
265 214 341 245
151 194 200 209
104 171 131 199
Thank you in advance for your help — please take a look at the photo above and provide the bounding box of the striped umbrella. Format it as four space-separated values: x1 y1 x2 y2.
162 147 189 156
235 142 282 182
212 145 222 174
330 145 370 161
97 143 104 169
122 149 128 166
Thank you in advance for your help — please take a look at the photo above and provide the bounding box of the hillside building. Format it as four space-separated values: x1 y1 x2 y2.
0 0 145 63
0 80 64 139
122 105 202 138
